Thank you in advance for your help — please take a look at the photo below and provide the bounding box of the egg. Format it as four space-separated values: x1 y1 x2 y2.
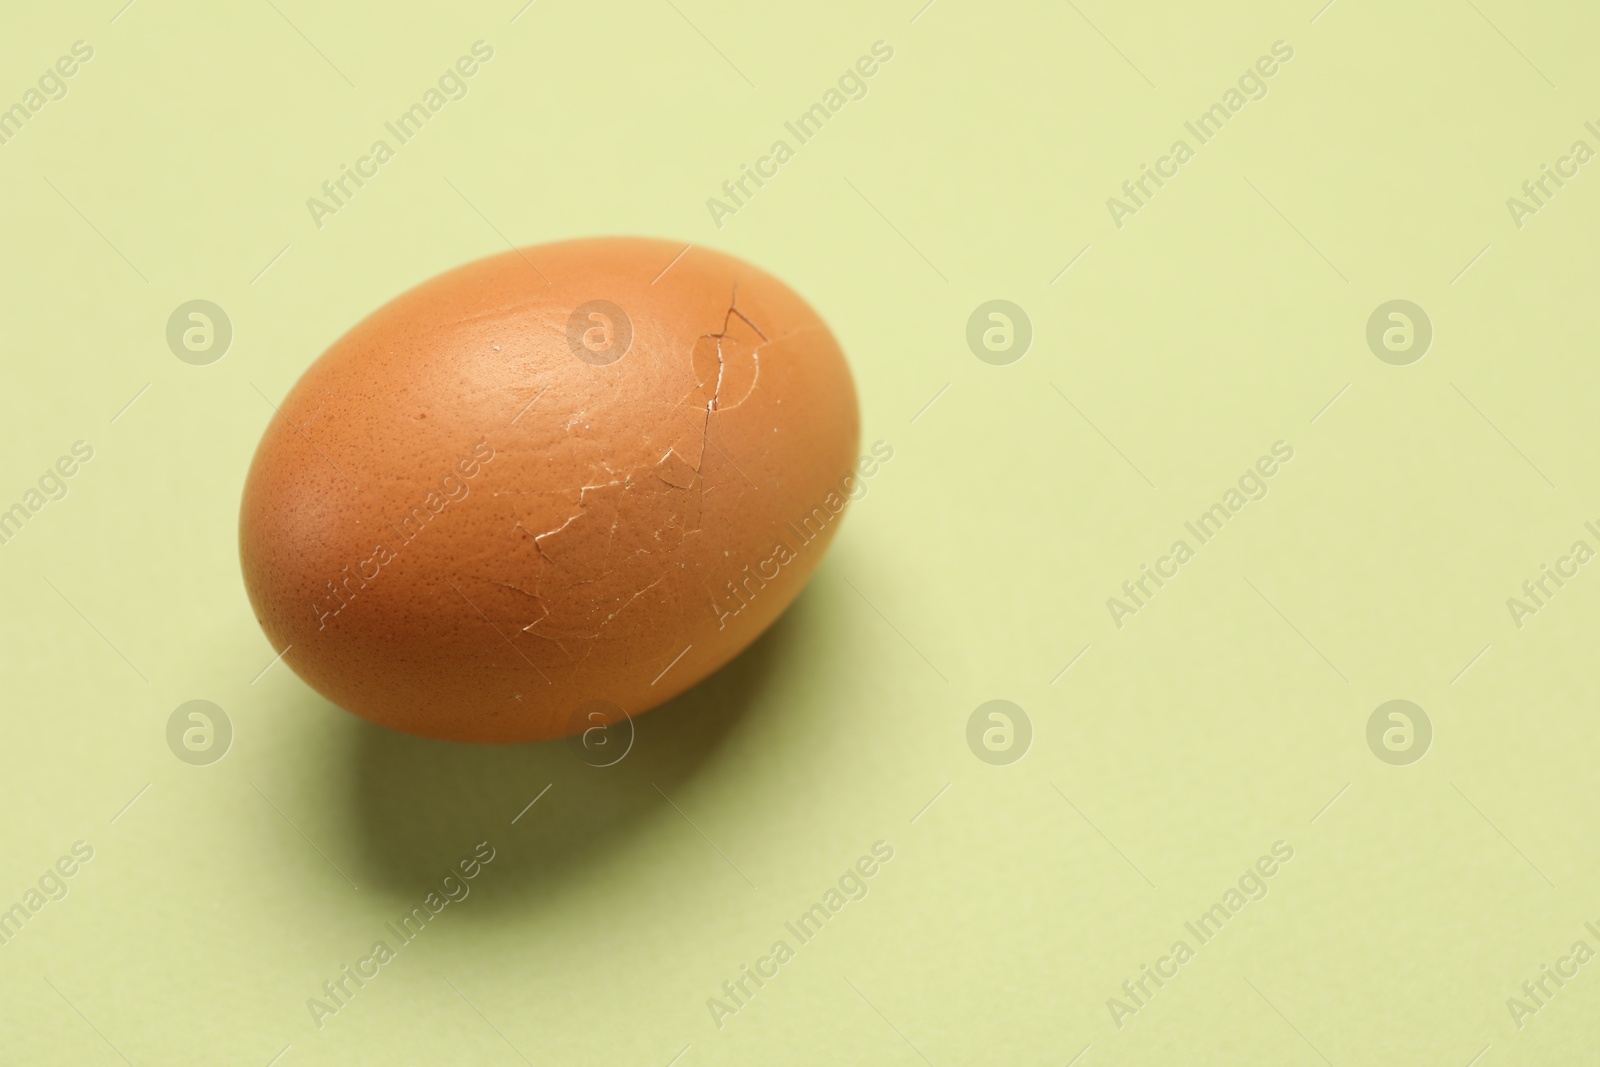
239 237 860 743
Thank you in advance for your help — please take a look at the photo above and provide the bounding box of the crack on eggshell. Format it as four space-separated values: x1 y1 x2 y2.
507 383 550 423
692 285 765 414
596 572 667 633
512 468 646 662
518 624 577 664
477 576 542 600
488 283 775 679
727 282 771 343
446 300 545 329
759 322 827 349
655 447 699 488
483 582 570 663
299 388 336 430
651 388 710 492
532 511 583 560
533 478 627 575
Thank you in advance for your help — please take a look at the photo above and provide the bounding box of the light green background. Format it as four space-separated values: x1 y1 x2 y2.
2 0 1598 1063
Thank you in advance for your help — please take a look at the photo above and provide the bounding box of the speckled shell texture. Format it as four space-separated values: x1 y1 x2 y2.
239 237 859 742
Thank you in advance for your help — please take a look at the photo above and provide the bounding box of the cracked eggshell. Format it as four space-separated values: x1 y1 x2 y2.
239 237 859 743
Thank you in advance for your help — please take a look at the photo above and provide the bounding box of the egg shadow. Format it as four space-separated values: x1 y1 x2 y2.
339 594 805 910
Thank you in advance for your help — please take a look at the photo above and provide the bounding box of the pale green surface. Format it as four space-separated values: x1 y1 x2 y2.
2 0 1599 1063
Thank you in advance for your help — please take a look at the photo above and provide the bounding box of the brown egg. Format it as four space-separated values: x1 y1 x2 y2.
239 237 860 743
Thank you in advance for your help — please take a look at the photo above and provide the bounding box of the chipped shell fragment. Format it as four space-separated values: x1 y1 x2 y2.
238 237 860 743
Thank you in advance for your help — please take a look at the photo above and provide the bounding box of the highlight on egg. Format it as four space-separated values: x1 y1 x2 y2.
238 237 861 743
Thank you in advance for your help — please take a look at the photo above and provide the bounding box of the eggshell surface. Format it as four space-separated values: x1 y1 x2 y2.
239 237 860 742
